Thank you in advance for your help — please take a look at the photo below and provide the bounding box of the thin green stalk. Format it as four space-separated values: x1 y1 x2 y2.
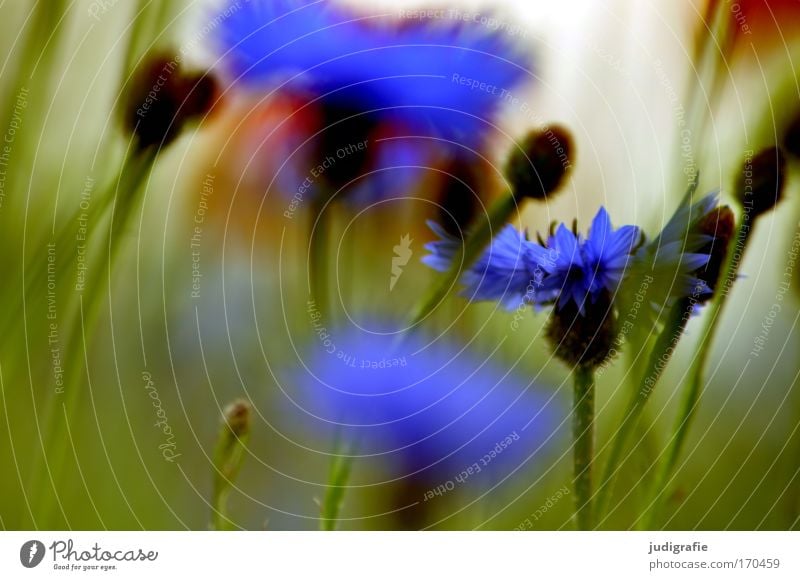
682 0 730 178
122 0 162 75
31 149 156 526
595 298 693 519
17 14 158 518
121 0 184 84
212 400 252 531
407 194 518 327
1 158 127 341
320 441 354 531
0 0 68 134
643 222 752 528
573 365 596 530
24 158 124 522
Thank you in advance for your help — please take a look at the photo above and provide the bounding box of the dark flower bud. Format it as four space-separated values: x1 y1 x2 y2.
505 125 574 200
125 54 220 151
546 292 616 370
694 205 735 301
182 74 219 119
736 146 787 217
783 113 800 158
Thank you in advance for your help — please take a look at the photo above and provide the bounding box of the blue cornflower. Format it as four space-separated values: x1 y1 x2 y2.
213 0 532 205
423 207 641 315
625 190 719 312
280 326 562 478
420 220 461 273
422 221 545 310
534 208 641 312
215 0 530 144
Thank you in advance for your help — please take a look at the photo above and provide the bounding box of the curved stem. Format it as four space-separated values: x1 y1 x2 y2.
31 150 156 526
212 408 250 531
320 439 354 531
642 221 752 528
407 194 518 327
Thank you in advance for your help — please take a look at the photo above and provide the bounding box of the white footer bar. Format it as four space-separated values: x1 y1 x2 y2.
1 531 797 579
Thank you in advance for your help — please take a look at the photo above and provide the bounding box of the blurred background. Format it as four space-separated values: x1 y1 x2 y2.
0 0 799 530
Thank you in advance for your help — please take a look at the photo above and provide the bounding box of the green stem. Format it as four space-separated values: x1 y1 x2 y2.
31 150 156 526
573 365 596 530
212 401 251 531
643 221 752 528
0 0 68 134
595 298 693 520
320 445 354 531
2 154 129 340
122 0 162 74
407 194 518 327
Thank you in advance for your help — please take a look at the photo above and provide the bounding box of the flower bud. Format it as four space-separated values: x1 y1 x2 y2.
125 54 219 151
214 399 252 482
505 125 574 200
694 205 736 300
223 399 252 440
736 146 787 217
212 399 252 530
546 292 616 369
783 114 800 158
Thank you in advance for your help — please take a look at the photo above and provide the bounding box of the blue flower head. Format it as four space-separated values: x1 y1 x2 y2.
213 0 533 206
422 221 545 310
281 325 561 479
541 208 641 312
214 0 531 144
423 207 641 315
624 190 719 314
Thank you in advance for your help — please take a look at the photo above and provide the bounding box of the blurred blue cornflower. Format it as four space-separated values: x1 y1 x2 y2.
424 207 642 315
281 326 561 478
213 0 532 205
